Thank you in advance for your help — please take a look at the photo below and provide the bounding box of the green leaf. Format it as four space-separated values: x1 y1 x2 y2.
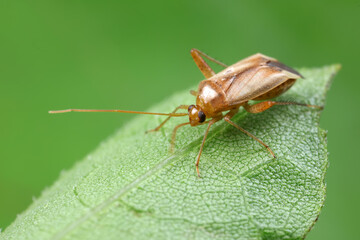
1 65 339 240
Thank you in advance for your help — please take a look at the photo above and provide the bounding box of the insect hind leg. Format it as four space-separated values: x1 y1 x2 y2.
244 101 323 114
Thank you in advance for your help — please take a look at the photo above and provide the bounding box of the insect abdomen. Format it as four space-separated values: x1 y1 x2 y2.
253 78 296 100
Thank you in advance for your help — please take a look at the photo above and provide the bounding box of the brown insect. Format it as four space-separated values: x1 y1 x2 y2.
49 49 322 177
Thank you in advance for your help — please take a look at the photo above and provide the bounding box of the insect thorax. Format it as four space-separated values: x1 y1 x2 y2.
196 81 227 117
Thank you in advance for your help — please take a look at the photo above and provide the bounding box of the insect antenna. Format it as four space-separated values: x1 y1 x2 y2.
48 109 188 117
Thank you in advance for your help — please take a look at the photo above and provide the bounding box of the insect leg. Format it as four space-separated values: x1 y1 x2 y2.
190 49 228 78
244 101 323 114
146 105 189 133
224 110 276 158
169 122 191 153
195 117 221 177
190 90 198 96
170 120 211 154
191 49 228 68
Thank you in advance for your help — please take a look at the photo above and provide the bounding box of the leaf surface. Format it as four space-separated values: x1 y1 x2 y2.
1 65 340 240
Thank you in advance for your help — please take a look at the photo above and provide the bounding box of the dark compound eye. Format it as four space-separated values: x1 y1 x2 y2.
198 111 206 123
188 105 195 111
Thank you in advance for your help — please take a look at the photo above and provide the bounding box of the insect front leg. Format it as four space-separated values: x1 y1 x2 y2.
145 105 189 133
190 90 198 96
190 49 228 78
170 120 210 153
195 116 222 177
224 109 276 158
243 101 323 114
169 122 191 153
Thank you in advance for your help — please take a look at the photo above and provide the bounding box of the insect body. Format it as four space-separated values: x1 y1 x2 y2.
49 49 322 177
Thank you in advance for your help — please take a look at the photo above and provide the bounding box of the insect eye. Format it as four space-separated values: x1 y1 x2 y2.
198 111 206 123
188 105 195 111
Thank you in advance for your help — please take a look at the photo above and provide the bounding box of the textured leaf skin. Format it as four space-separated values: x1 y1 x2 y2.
1 65 339 240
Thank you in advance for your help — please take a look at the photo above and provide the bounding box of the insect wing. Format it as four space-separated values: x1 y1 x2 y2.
210 53 302 106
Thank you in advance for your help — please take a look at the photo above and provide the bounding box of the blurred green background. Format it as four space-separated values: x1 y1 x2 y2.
0 0 359 239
